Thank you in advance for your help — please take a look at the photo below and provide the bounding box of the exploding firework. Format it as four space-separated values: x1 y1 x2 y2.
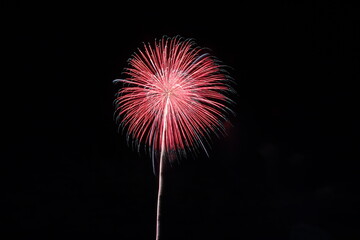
114 36 234 240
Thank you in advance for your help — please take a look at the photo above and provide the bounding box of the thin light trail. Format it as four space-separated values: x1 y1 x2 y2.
156 95 169 240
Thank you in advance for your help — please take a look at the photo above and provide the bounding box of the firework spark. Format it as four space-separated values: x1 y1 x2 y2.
114 36 233 240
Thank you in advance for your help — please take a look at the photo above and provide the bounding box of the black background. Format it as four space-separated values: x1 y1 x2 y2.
4 1 359 239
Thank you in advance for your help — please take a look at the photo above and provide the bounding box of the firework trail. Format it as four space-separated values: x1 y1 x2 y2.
114 36 234 240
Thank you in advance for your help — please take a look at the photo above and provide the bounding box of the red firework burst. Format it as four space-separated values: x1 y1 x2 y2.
114 36 234 240
115 36 232 161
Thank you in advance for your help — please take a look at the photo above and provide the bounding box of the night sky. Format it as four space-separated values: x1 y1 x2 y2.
5 1 359 239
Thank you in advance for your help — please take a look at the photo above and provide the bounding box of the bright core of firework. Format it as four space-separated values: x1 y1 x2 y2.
114 36 233 162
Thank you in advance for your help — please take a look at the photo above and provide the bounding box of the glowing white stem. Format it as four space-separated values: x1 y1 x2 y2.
156 96 169 240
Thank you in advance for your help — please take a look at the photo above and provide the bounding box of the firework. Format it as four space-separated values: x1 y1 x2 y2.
114 36 233 240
